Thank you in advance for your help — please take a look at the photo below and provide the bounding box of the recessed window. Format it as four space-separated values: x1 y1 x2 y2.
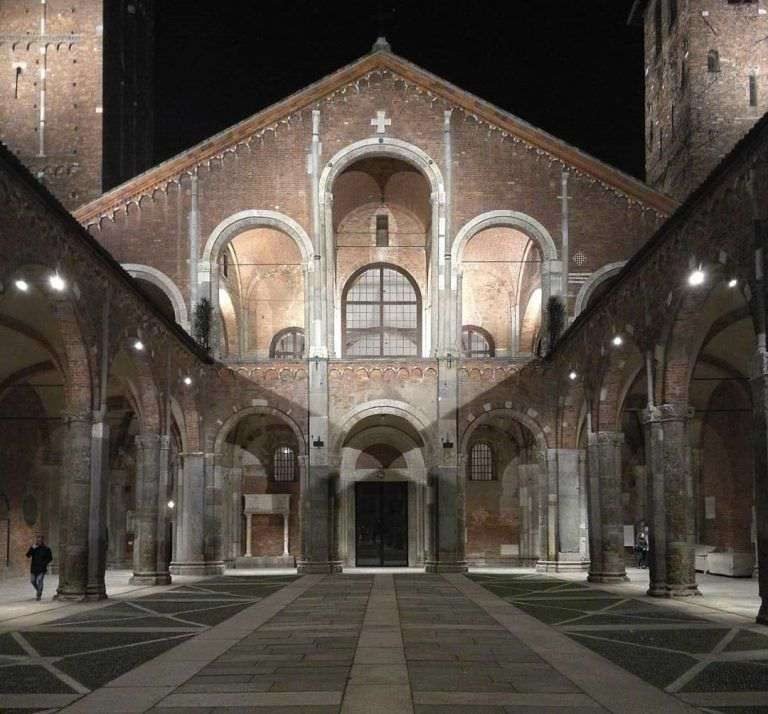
708 50 720 73
270 327 305 359
461 325 495 358
342 264 420 357
469 443 494 481
376 214 389 247
273 446 296 481
750 73 759 106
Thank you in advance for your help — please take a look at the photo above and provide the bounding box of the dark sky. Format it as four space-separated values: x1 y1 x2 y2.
154 1 645 179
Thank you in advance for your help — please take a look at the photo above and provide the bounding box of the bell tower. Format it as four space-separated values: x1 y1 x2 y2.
630 0 768 202
0 0 154 210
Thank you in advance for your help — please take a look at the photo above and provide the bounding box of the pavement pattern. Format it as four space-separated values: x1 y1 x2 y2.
470 572 768 714
0 571 763 713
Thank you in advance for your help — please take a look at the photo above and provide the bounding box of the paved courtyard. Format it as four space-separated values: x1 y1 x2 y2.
0 570 764 713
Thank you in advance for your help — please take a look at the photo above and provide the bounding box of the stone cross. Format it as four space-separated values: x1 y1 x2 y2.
371 110 392 134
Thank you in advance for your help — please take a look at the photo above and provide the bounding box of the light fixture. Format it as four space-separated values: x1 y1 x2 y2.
183 376 192 386
167 500 175 510
48 273 66 291
568 371 578 381
612 335 623 347
14 279 29 292
133 339 145 351
687 268 706 287
442 435 454 449
728 278 738 288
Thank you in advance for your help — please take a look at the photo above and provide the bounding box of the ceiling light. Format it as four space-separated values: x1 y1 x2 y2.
49 273 66 291
687 268 706 287
14 279 29 292
728 278 738 288
133 340 144 351
612 335 623 347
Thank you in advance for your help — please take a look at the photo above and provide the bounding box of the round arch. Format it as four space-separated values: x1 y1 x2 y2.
451 210 558 268
122 264 190 330
213 405 307 455
460 408 548 454
573 262 626 318
319 137 446 358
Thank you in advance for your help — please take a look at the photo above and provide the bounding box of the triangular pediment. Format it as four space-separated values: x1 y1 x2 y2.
75 47 677 225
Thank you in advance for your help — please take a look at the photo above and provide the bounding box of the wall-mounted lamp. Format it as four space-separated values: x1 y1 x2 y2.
312 436 324 448
446 353 453 369
442 435 454 449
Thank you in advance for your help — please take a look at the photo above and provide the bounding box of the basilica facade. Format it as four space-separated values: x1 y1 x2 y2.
0 1 766 624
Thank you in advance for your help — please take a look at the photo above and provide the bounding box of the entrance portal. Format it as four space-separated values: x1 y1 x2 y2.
355 482 408 566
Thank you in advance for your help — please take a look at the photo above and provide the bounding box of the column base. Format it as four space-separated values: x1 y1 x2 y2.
235 555 295 569
83 585 108 601
588 571 629 583
647 582 701 598
536 559 590 574
169 561 226 576
297 560 343 574
54 587 86 601
130 572 172 586
425 560 468 573
757 602 768 625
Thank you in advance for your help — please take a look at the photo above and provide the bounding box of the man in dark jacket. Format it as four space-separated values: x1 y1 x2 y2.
26 535 53 601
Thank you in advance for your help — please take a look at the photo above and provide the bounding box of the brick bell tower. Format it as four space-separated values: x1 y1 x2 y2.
0 0 154 210
630 0 768 202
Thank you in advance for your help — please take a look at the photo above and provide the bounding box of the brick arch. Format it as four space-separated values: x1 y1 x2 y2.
122 264 190 330
320 138 445 358
459 408 548 454
213 405 307 456
594 333 645 432
573 262 626 317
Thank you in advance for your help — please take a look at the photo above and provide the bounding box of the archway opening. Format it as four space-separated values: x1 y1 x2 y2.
464 414 541 565
461 227 543 357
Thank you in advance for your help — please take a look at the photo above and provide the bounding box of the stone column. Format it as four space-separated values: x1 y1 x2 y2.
170 451 220 575
586 432 628 583
130 433 171 585
426 358 467 573
299 357 340 573
537 449 589 573
107 468 129 568
85 419 110 600
56 414 93 599
203 452 226 573
642 404 699 597
751 348 768 624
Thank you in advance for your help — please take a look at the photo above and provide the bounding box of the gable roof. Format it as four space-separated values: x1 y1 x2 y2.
75 45 677 225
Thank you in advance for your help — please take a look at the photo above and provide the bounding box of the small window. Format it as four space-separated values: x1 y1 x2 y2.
750 73 759 107
669 0 678 29
461 325 495 358
376 214 389 247
654 0 663 56
270 327 305 359
273 446 296 481
708 50 720 73
469 443 494 481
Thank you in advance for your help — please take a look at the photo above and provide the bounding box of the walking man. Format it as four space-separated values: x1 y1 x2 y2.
26 535 53 601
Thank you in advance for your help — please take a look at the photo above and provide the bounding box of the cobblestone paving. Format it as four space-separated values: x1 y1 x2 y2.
0 574 296 711
470 573 768 713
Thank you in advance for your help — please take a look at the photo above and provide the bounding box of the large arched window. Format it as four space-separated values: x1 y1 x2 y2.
461 325 495 358
342 264 421 357
469 443 494 481
270 327 305 359
273 446 296 482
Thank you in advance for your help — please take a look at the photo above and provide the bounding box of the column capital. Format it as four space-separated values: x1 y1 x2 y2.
641 403 694 424
587 431 625 447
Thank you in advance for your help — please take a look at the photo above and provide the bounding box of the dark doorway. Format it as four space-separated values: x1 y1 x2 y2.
355 481 408 566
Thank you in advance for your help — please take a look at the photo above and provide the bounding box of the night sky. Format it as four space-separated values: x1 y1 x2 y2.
154 1 645 179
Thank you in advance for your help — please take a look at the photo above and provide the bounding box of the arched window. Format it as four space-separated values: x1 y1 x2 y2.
469 443 494 481
270 327 305 359
273 446 296 481
461 325 495 358
342 264 420 357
